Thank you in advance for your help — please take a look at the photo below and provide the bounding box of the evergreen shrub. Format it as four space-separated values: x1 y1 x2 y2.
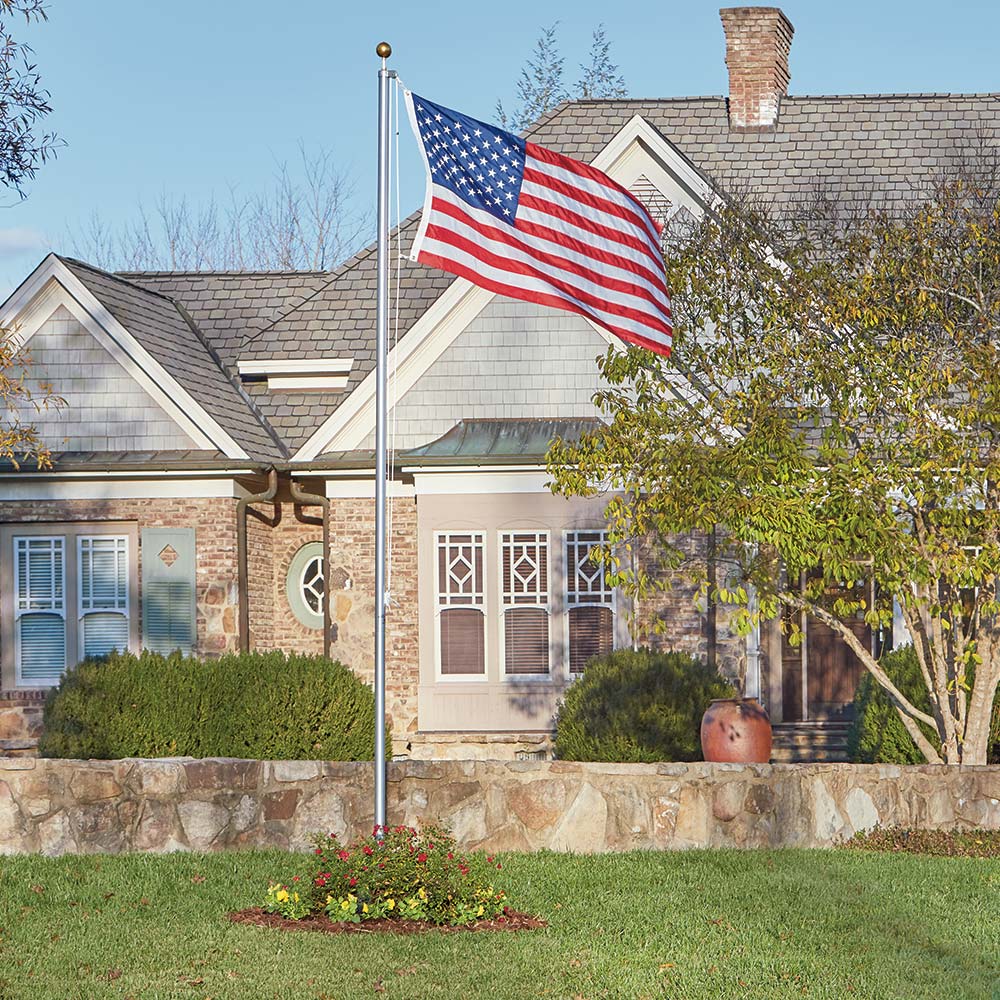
39 649 387 760
848 645 1000 764
554 648 736 762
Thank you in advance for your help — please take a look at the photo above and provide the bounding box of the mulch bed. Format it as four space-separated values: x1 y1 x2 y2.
229 907 547 935
843 827 1000 859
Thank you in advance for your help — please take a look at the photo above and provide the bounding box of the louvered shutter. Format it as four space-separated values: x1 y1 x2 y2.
14 536 67 685
141 528 196 655
436 533 486 675
79 536 130 659
501 532 550 675
565 530 615 674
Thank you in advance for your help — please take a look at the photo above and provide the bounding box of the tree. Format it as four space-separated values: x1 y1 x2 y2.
0 334 63 467
0 1 59 195
548 160 1000 765
497 23 626 133
73 144 369 272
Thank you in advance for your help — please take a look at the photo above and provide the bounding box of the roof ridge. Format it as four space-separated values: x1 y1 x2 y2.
119 268 330 278
59 256 183 306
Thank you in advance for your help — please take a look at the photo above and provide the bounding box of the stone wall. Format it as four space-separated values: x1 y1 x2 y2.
1 757 996 856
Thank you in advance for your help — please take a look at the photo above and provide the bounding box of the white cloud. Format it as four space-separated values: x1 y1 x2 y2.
0 226 47 258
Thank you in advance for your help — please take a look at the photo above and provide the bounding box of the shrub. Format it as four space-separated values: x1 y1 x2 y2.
553 648 736 762
39 649 389 760
849 645 1000 764
263 825 508 926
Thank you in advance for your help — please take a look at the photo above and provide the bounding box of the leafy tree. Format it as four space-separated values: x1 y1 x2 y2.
548 157 1000 765
497 23 626 133
0 0 60 194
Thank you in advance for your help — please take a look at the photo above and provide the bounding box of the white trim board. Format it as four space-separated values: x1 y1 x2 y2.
291 115 714 462
0 478 251 501
1 255 250 459
237 358 353 376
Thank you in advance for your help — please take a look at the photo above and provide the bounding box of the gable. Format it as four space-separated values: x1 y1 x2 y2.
19 305 198 452
358 296 610 452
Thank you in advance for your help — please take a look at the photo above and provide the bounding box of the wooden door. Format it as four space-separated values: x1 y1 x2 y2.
806 580 869 720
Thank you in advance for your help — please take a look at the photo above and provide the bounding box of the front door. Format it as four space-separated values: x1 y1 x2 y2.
779 578 871 722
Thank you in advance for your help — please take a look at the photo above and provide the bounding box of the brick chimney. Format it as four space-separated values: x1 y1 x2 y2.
719 7 794 131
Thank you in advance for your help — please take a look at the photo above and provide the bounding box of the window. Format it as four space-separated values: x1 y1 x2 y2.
14 536 66 686
78 536 129 659
501 531 550 676
565 530 615 674
435 532 485 676
5 525 138 689
286 541 326 630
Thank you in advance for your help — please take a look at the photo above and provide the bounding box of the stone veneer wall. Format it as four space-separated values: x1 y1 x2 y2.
1 758 996 856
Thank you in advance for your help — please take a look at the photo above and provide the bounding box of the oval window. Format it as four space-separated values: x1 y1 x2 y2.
286 541 325 629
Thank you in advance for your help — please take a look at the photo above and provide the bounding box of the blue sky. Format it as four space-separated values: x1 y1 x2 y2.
3 0 999 293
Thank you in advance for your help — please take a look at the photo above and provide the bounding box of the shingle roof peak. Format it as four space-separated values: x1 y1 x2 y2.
118 267 331 278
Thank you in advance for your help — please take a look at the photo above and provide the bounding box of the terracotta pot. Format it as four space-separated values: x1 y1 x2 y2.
700 698 772 763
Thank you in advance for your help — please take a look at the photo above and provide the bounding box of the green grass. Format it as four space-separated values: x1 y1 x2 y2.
0 849 997 999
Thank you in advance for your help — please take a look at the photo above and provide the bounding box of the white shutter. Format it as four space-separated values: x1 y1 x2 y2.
78 536 130 659
14 536 66 685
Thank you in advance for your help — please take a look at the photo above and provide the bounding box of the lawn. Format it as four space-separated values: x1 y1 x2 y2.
0 848 997 1000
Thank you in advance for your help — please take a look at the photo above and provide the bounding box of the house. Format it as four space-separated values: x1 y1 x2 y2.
2 7 998 759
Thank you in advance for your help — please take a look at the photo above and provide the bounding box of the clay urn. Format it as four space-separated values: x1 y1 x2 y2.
700 698 772 763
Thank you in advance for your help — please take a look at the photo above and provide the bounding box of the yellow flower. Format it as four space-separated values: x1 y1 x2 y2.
476 905 484 917
292 893 300 903
325 894 332 905
386 898 395 910
362 903 369 914
406 897 418 909
418 887 427 900
275 889 289 903
340 899 350 911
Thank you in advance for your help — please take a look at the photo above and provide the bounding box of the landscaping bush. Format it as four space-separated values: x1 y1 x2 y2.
553 648 736 762
264 824 508 926
849 645 1000 764
39 649 389 760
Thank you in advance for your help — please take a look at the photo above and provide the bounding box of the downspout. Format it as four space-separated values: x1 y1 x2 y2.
237 468 278 653
290 477 332 659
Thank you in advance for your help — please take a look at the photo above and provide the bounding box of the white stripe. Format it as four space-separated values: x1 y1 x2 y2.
420 234 671 348
428 198 670 321
525 150 660 245
519 176 661 261
431 187 670 309
515 202 665 278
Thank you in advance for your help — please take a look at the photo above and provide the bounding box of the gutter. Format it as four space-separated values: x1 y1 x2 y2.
236 468 278 653
289 476 332 658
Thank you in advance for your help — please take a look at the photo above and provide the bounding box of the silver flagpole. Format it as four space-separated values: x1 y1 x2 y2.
373 40 393 837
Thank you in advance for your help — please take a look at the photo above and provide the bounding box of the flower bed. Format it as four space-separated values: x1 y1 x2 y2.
233 824 543 934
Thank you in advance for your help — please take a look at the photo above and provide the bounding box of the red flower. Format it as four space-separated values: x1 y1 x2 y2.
292 876 300 882
486 856 493 863
314 848 323 855
416 852 428 863
348 877 358 888
447 852 454 860
378 862 385 870
337 849 350 862
363 845 374 857
496 863 502 870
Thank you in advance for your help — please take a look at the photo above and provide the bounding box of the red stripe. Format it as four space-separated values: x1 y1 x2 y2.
522 165 657 246
513 212 669 297
526 141 662 240
430 197 671 315
423 221 673 337
517 191 665 272
418 249 671 357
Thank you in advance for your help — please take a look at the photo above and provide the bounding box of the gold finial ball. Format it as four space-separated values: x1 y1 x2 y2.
376 41 392 59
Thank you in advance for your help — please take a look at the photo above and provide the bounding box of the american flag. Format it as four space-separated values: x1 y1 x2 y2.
405 92 672 357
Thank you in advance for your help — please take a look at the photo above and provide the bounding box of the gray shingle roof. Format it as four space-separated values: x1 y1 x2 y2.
61 258 285 460
53 92 1000 465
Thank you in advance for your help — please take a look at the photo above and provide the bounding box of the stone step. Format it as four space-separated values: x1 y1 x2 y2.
770 722 851 763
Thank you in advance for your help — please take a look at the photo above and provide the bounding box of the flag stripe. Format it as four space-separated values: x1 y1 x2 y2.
422 219 672 335
525 147 661 244
430 190 671 311
525 141 662 239
418 230 673 342
417 248 672 355
518 188 666 272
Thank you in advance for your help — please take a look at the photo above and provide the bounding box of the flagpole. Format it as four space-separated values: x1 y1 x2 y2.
373 40 393 838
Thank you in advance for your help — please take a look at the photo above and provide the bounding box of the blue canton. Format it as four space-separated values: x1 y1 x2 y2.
410 94 526 222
